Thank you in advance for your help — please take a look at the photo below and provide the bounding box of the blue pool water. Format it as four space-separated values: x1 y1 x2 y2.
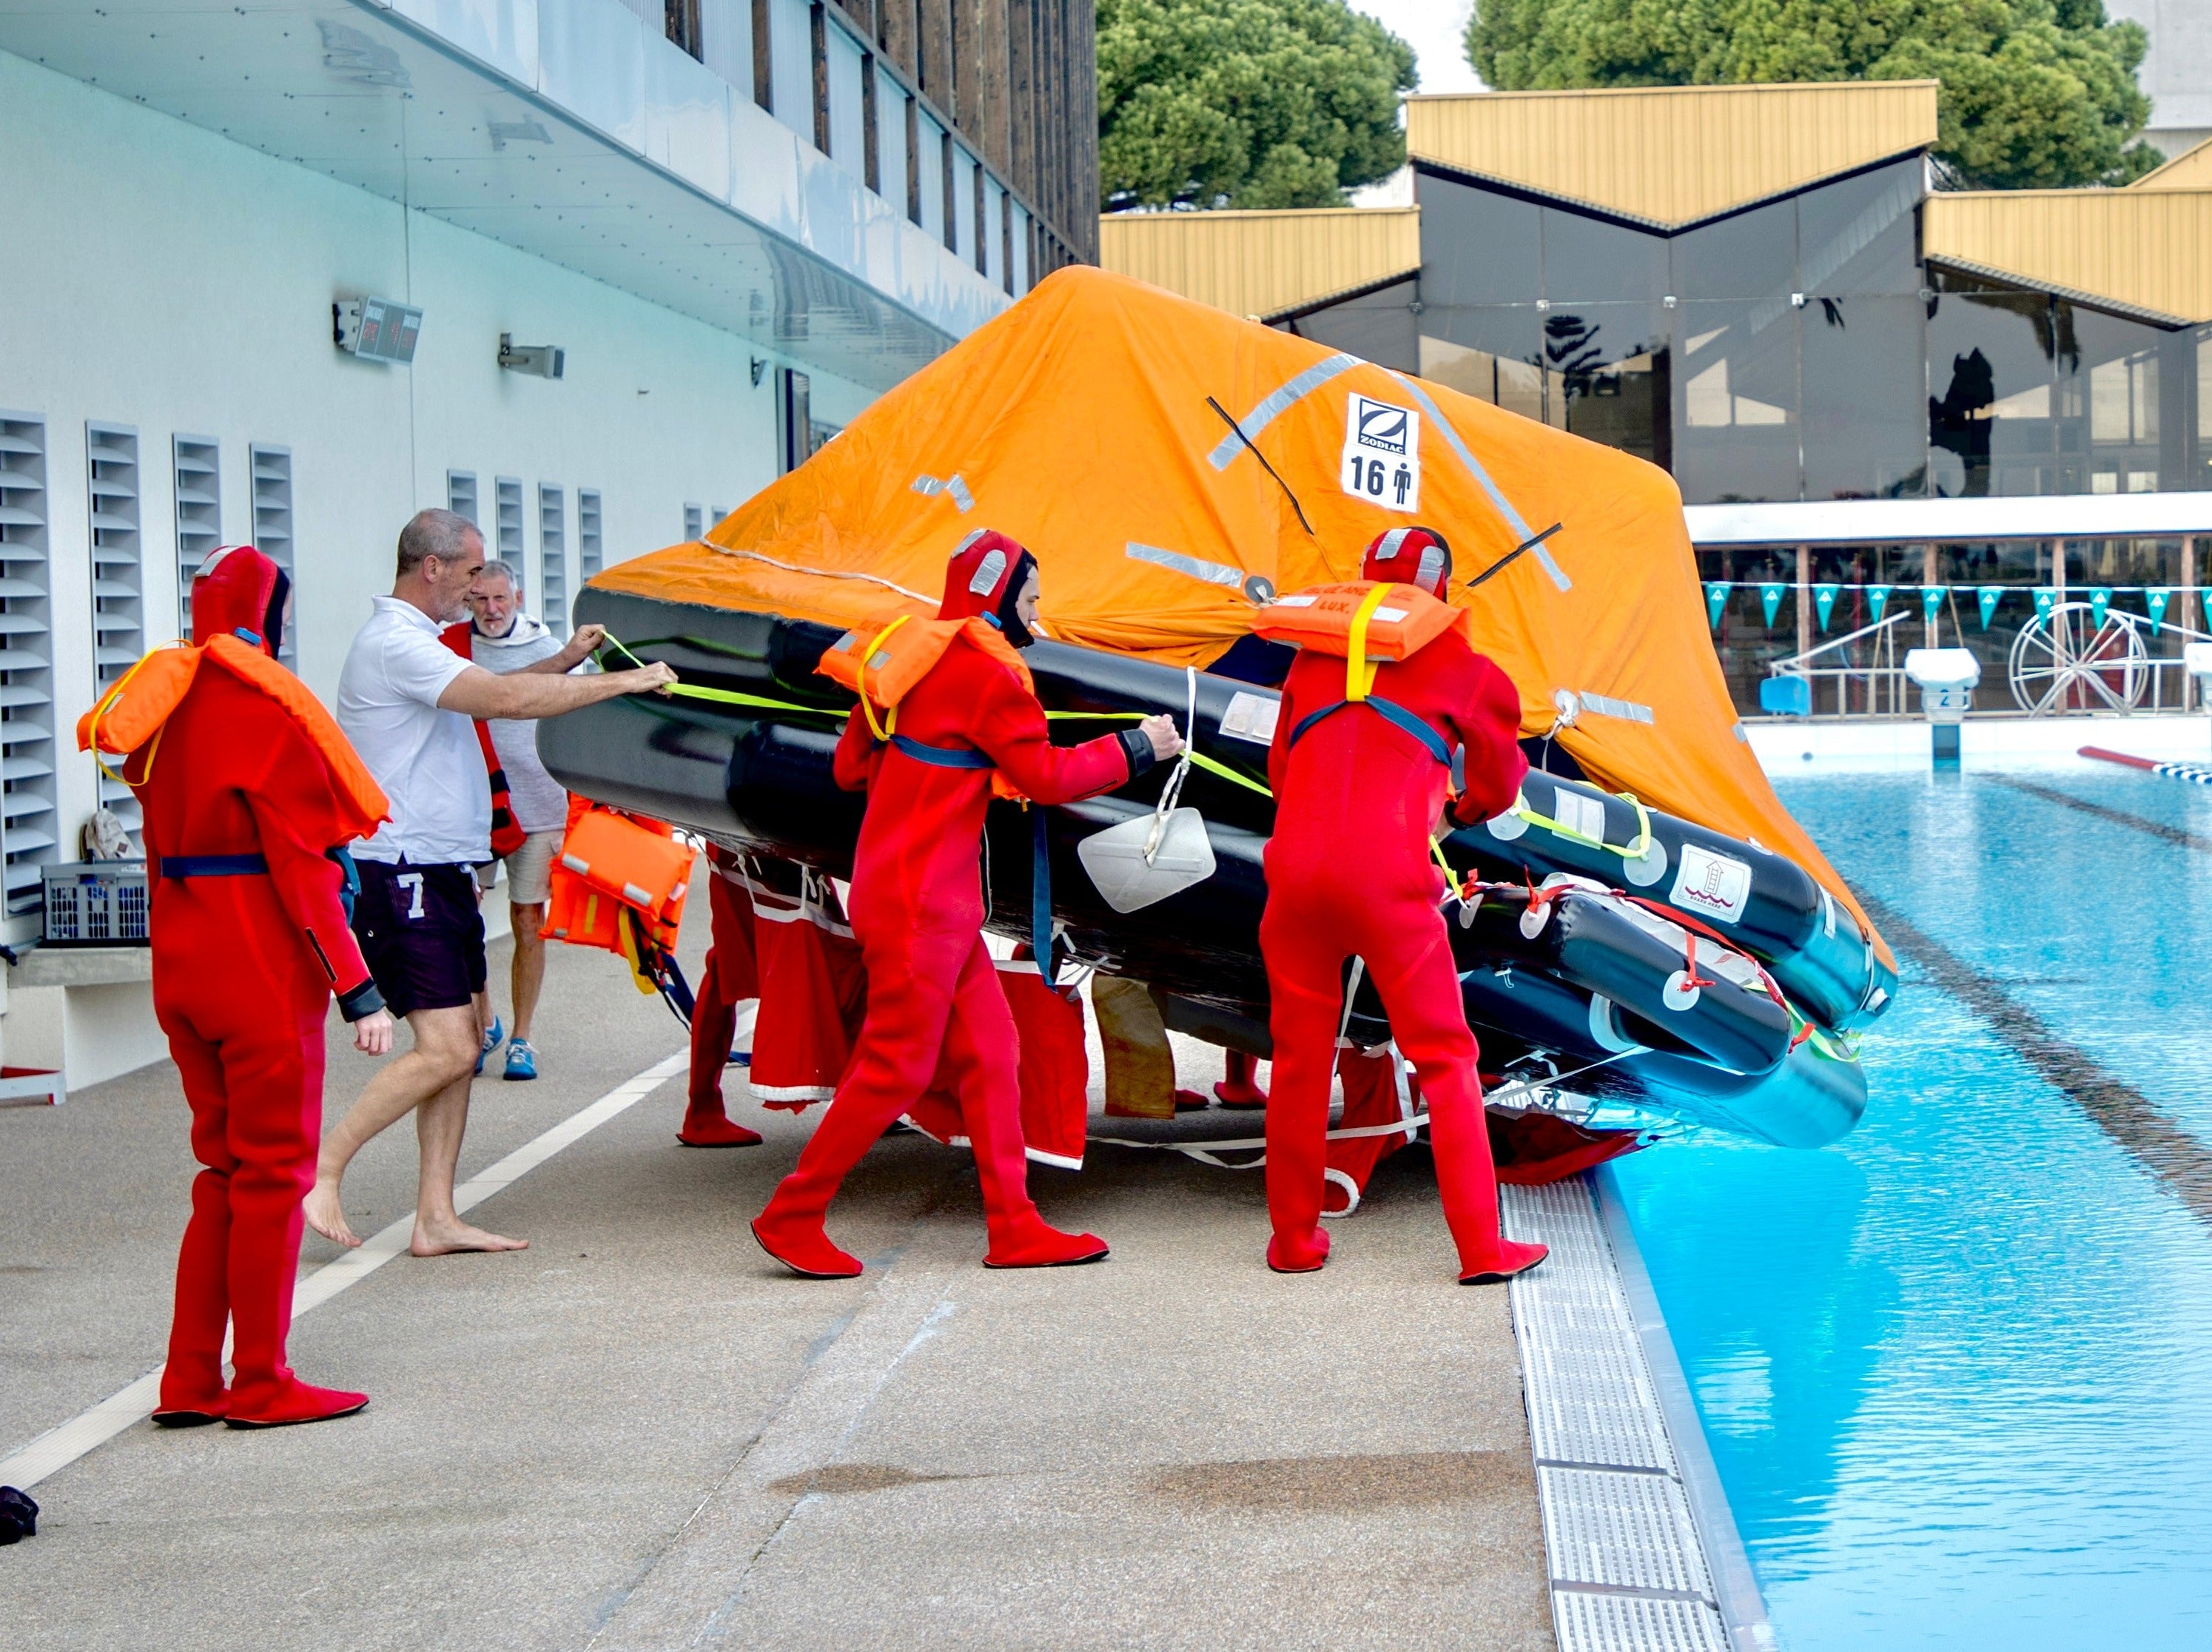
1613 762 2212 1651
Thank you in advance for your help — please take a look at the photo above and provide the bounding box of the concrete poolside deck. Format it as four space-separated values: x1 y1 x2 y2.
0 921 1553 1651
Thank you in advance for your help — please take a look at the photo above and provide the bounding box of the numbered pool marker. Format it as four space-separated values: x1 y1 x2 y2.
1339 393 1422 513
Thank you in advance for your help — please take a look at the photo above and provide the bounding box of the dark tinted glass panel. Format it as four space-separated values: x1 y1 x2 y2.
1670 198 1795 302
1418 306 1548 426
1282 278 1419 372
1795 159 1923 298
1541 208 1667 304
1801 296 1926 499
1416 170 1541 306
1542 300 1671 469
1673 301 1800 503
1926 272 2057 497
2062 306 2189 495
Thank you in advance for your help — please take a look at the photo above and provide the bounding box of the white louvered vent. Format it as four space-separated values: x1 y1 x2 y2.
710 505 727 528
249 444 295 667
87 423 145 836
684 503 704 542
538 483 567 637
172 434 220 639
0 413 58 917
448 469 478 527
495 477 523 568
578 488 603 578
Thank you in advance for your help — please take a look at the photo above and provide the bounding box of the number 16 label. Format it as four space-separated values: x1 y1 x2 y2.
1340 394 1421 512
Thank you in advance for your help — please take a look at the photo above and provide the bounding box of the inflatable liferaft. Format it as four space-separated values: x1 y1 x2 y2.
539 589 1888 1149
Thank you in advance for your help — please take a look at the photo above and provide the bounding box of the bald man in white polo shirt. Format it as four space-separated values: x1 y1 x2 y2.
306 508 673 1256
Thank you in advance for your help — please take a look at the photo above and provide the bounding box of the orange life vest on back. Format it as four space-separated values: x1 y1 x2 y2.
1250 581 1478 766
76 635 389 840
816 611 1036 799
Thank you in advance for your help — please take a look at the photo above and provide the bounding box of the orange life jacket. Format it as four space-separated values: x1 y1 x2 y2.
815 612 1034 736
1251 581 1473 668
440 622 527 859
1251 582 1476 768
542 798 695 992
76 635 389 841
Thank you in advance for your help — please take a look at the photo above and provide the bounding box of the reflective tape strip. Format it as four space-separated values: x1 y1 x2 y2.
911 473 974 512
560 853 589 875
622 882 653 907
1384 371 1572 593
1577 691 1655 725
1207 353 1362 469
1126 541 1245 593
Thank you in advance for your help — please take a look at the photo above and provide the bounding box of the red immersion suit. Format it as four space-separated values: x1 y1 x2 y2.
121 548 389 1425
681 845 766 1146
751 531 1148 1277
1259 528 1547 1282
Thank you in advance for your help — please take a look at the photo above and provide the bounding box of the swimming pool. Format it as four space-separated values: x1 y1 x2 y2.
1611 759 2212 1651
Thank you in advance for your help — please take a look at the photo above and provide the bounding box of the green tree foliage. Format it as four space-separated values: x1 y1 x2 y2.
1465 1 2159 189
1099 0 1418 209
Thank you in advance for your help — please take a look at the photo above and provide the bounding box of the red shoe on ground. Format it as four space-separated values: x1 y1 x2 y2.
1458 1239 1548 1286
1214 1050 1268 1109
679 1112 764 1148
152 1397 227 1429
983 1213 1109 1269
223 1378 369 1429
1172 1088 1210 1112
751 1212 864 1278
1266 1226 1331 1274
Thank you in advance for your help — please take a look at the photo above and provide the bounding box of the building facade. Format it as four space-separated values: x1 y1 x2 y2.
0 0 1097 1081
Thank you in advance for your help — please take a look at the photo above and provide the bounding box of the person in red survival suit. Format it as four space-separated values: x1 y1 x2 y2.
1260 526 1549 1284
750 529 1183 1277
135 548 399 1427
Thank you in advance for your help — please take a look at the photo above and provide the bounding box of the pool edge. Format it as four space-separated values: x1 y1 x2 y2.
1594 1163 1777 1652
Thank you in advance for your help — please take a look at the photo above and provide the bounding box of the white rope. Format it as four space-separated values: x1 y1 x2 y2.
701 543 933 605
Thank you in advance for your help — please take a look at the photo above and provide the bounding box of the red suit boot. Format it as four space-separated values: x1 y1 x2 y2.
682 847 764 1146
751 531 1157 1276
87 548 389 1425
1216 1049 1268 1109
1256 527 1548 1283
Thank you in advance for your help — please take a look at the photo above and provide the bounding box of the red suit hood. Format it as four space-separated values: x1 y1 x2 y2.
1361 527 1452 599
190 545 289 655
938 528 1035 627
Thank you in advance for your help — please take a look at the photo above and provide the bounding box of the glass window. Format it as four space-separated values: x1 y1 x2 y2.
1795 159 1922 298
1418 307 1547 426
1542 300 1671 469
1673 301 1800 503
1925 272 2058 497
1413 171 1540 307
1671 198 1795 303
2065 306 2191 494
1282 278 1420 372
914 113 947 244
1541 209 1667 305
1801 296 1927 499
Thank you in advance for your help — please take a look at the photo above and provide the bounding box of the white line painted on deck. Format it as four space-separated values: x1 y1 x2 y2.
0 1051 688 1491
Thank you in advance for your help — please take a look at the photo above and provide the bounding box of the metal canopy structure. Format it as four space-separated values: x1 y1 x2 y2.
0 0 1012 389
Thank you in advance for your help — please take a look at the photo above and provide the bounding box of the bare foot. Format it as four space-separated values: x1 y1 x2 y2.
410 1219 529 1258
303 1180 362 1249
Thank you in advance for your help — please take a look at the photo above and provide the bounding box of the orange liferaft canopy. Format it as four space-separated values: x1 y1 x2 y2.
592 266 1888 964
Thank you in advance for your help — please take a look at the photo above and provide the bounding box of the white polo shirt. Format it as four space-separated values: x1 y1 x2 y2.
337 594 488 865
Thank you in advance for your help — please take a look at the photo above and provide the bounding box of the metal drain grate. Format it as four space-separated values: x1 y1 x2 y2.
1505 1178 1744 1652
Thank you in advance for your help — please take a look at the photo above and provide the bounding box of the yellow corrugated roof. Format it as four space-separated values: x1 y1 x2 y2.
2131 136 2212 191
1097 207 1420 320
1923 189 2212 323
1406 81 1940 226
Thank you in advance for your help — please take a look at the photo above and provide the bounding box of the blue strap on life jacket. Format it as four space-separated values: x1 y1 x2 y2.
326 845 361 924
1287 696 1453 766
890 734 997 770
158 853 271 878
883 733 1055 976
